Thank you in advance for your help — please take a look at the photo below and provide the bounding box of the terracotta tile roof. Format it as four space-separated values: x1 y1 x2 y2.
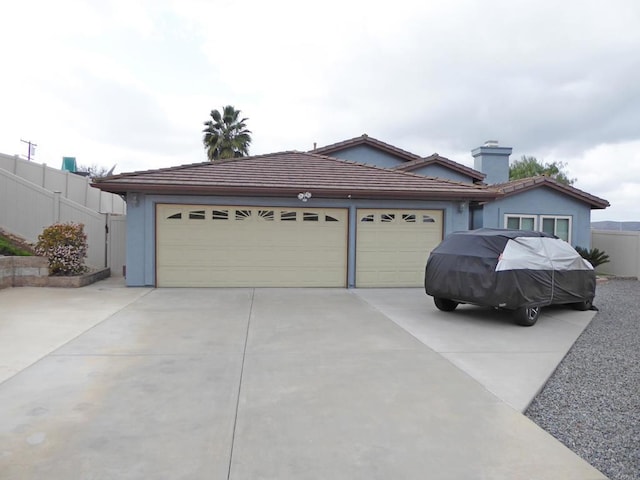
492 176 609 209
390 153 486 182
310 134 421 162
93 151 500 201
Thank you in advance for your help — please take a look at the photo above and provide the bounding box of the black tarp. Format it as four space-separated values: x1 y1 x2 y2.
424 228 595 309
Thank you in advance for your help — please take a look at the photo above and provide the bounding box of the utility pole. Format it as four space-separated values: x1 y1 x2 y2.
20 139 37 161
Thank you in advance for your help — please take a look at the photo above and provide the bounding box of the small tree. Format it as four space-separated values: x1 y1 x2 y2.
77 164 116 179
510 156 576 185
35 223 88 276
575 246 610 268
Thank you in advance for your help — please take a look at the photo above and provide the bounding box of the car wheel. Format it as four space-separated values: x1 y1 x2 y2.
573 298 593 311
434 297 459 312
514 306 541 326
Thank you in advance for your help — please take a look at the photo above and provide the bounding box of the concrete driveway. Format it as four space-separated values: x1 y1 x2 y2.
0 279 605 479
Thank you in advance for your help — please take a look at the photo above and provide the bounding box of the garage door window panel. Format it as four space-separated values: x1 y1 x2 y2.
236 209 252 221
212 210 229 220
189 210 206 220
258 210 274 221
281 211 297 221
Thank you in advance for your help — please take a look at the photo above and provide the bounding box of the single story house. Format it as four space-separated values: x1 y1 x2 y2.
312 135 609 248
94 135 608 288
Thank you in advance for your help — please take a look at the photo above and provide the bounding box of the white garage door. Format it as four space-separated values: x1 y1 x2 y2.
356 209 443 287
156 204 347 287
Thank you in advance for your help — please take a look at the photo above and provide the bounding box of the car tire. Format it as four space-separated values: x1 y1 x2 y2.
514 306 541 326
572 298 593 311
434 297 459 312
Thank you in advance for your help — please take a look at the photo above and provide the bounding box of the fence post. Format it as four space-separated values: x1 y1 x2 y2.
85 177 90 209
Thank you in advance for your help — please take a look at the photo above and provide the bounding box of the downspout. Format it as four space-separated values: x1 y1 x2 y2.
347 205 357 288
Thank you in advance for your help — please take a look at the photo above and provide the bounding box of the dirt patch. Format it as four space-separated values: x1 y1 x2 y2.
0 228 37 255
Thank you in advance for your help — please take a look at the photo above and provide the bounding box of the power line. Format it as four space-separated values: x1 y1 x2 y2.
20 139 37 161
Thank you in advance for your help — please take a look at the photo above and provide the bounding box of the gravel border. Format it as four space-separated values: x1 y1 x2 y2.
526 279 640 480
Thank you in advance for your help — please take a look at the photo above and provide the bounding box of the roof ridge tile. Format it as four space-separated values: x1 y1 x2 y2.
310 134 421 161
493 175 609 208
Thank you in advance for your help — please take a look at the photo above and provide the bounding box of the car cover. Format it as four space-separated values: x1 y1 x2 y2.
424 228 595 309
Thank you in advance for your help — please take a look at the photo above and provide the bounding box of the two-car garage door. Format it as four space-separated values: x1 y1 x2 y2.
156 204 443 287
157 205 348 287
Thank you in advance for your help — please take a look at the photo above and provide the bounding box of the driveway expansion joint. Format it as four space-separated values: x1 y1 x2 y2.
227 287 254 480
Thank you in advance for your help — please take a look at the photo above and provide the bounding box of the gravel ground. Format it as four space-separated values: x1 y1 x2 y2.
526 279 640 480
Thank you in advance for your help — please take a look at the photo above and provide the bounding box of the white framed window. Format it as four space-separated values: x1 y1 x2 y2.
503 214 572 243
540 216 572 242
504 215 537 231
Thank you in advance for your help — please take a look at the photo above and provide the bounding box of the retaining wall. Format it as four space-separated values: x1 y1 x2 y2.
0 256 110 288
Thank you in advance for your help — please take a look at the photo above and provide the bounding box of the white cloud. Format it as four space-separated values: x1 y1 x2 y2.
0 0 639 219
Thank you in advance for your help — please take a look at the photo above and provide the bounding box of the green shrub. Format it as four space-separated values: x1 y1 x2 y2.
35 223 88 276
575 246 610 268
0 235 32 256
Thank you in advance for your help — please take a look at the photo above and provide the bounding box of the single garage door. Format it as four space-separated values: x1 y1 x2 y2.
356 209 443 287
156 204 348 287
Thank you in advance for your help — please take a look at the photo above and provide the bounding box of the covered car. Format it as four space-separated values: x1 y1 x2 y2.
424 228 596 326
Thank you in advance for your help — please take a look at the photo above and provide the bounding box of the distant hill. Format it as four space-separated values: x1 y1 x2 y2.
592 221 640 231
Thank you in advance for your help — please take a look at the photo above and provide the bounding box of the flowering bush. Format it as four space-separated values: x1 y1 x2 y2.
35 223 88 276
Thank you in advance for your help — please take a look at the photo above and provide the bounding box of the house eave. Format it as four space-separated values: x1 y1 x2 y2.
93 182 501 202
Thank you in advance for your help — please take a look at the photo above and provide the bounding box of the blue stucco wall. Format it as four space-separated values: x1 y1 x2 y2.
470 206 484 230
124 199 149 286
481 187 593 247
125 193 467 287
323 145 406 168
472 145 512 184
410 164 475 183
325 146 476 183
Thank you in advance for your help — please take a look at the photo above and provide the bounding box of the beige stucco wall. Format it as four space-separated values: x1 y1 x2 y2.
591 230 640 278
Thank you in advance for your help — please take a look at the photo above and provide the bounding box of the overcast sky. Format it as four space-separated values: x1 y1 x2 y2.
1 0 639 221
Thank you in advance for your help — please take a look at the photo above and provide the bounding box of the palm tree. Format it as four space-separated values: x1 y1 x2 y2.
202 106 252 161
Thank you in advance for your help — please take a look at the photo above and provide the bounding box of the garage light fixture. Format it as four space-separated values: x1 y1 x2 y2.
297 191 312 202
